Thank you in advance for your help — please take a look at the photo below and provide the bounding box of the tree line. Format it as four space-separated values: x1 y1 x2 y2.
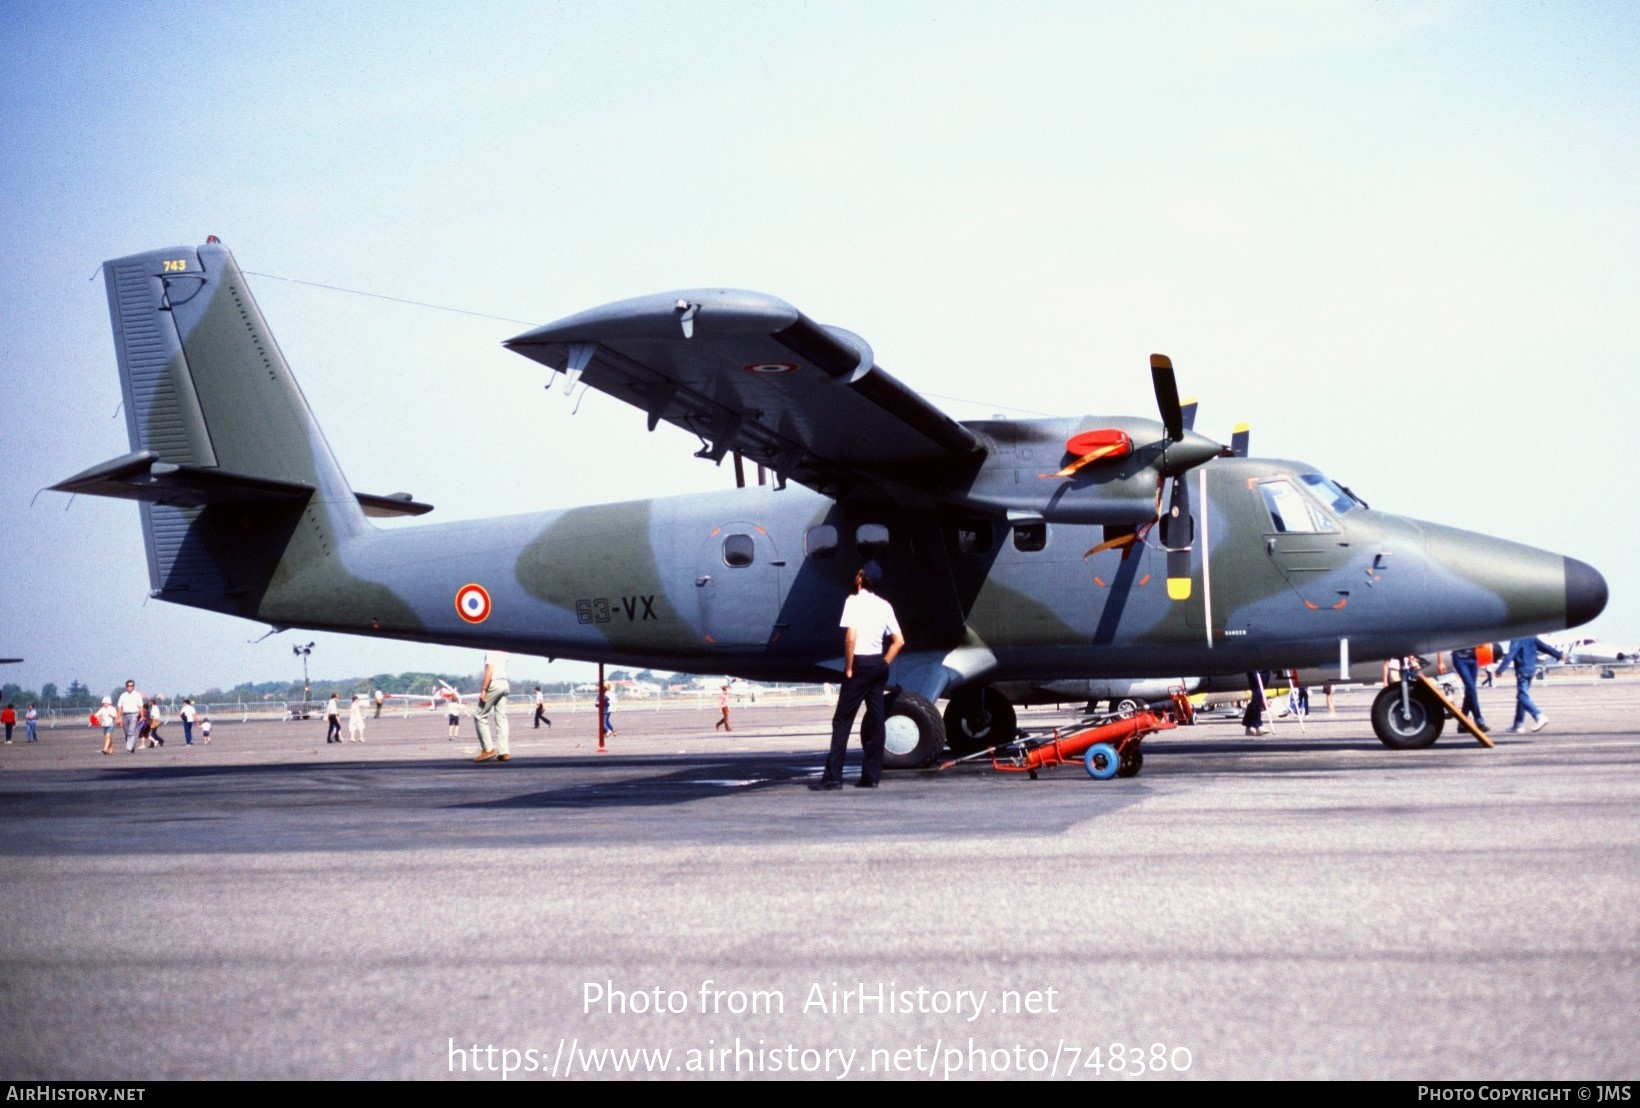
1 669 669 710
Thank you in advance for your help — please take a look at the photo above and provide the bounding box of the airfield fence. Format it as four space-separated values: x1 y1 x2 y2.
30 682 835 730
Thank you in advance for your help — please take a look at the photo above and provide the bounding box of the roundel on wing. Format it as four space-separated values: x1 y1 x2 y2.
455 583 492 624
741 361 798 375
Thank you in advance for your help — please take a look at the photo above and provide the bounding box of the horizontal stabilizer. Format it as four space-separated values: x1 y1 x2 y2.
53 451 432 516
354 491 434 518
51 451 313 507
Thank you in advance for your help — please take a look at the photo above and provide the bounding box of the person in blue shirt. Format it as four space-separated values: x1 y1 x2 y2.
1493 637 1564 733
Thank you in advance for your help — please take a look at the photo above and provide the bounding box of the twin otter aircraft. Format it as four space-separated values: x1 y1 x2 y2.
56 240 1608 767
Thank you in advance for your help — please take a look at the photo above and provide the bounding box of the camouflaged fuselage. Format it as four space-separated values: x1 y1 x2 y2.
245 463 1601 701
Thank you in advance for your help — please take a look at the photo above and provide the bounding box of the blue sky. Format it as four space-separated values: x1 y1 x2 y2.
2 0 1636 695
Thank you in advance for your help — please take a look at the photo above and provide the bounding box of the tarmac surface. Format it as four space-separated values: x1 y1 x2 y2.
1 678 1635 1081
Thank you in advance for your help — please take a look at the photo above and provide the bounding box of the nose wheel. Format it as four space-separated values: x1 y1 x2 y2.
1370 680 1446 749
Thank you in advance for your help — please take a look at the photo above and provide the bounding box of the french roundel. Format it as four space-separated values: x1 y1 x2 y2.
455 583 492 624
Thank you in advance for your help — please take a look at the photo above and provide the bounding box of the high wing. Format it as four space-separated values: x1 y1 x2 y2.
503 290 985 496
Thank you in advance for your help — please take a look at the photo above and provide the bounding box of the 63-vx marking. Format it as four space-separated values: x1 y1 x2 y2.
575 595 658 624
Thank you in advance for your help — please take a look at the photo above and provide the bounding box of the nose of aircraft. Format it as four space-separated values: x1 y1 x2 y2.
1418 523 1607 639
1564 557 1609 628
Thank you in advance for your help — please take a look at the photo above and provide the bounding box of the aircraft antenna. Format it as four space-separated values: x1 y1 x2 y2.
242 271 536 326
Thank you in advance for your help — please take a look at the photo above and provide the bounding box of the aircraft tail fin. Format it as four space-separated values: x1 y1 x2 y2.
57 240 371 615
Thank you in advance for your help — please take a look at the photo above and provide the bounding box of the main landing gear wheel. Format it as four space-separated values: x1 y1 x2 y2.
883 688 944 769
1371 682 1447 749
1084 742 1121 780
942 687 1018 756
1110 697 1144 714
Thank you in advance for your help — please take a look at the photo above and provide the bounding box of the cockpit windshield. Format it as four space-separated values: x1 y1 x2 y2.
1298 473 1362 514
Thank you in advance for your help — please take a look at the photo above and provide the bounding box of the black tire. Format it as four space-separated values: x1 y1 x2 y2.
1111 697 1142 714
942 687 1018 756
883 688 944 769
1116 747 1144 778
1371 683 1447 749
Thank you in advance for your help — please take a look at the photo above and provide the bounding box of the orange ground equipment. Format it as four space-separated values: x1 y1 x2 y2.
940 689 1192 780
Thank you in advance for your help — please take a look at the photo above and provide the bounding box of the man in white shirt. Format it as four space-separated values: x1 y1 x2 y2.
817 561 904 790
117 680 145 754
349 694 367 743
474 650 512 763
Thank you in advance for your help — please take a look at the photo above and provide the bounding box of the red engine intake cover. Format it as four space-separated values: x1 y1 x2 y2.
1064 429 1133 459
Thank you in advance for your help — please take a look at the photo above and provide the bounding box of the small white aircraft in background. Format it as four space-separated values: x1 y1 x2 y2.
1547 636 1636 666
379 681 469 711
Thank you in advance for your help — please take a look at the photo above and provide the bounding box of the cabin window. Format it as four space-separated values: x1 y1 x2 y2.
1258 480 1335 534
1013 522 1047 552
953 519 993 555
722 533 756 567
856 523 890 556
804 525 839 559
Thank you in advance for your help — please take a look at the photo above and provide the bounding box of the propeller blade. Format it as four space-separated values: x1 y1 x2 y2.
1150 354 1183 442
1167 547 1193 601
1180 397 1198 433
1159 474 1193 550
1160 474 1195 601
1231 422 1250 458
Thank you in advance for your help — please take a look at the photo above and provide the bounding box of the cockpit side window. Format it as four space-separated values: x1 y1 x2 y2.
1259 480 1336 533
1298 473 1358 515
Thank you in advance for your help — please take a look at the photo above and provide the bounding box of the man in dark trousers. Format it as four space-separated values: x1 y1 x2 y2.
1450 646 1489 731
1494 636 1564 733
1242 672 1271 736
816 560 904 790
